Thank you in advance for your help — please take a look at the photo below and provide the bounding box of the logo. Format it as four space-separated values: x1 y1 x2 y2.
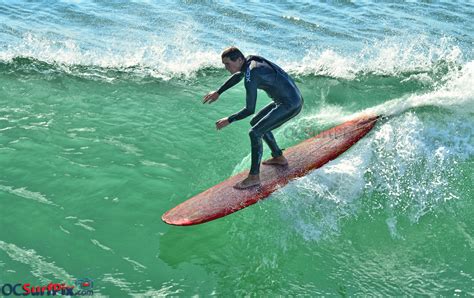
1 278 94 296
245 67 251 82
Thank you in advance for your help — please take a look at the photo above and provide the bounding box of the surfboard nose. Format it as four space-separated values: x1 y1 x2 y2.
162 212 190 226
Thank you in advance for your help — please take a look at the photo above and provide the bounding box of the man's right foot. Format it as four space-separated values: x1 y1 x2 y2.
262 155 288 166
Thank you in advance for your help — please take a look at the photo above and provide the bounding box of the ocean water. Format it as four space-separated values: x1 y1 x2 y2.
0 1 473 296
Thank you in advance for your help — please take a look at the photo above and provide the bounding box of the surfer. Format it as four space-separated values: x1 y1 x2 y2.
203 47 303 189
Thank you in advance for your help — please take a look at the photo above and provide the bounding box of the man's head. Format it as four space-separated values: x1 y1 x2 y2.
221 47 245 74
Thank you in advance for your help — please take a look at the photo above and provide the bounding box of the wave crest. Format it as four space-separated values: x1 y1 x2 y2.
0 34 468 81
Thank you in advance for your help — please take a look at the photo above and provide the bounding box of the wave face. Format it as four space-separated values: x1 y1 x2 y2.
1 1 473 296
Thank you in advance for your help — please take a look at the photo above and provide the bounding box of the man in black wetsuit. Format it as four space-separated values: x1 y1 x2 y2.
203 47 303 189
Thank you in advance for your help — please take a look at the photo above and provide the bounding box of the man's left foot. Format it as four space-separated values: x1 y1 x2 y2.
233 174 260 189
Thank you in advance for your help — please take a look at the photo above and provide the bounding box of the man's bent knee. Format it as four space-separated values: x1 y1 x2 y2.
249 128 262 141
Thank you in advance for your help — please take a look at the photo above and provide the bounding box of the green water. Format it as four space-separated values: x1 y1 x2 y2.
1 1 473 296
1 58 472 295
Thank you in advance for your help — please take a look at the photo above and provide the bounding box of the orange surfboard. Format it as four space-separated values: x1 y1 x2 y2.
162 115 378 226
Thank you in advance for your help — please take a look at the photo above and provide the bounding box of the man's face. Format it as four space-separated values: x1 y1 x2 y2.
222 57 243 74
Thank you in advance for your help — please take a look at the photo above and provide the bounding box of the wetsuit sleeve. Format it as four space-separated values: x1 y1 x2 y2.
216 71 244 95
228 69 258 123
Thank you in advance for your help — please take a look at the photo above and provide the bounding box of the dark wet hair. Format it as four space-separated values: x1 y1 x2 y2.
221 46 245 61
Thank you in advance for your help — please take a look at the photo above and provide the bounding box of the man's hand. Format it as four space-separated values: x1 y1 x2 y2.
203 91 220 104
216 117 230 130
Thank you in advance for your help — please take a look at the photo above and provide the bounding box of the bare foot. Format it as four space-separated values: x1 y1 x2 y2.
262 155 288 166
233 174 260 189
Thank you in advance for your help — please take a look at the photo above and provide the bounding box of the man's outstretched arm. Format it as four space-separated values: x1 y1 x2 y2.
217 71 244 94
203 72 244 104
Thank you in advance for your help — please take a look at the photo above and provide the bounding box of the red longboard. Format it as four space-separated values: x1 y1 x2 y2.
162 115 379 226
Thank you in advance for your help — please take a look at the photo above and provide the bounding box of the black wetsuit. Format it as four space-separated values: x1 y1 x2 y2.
217 55 303 175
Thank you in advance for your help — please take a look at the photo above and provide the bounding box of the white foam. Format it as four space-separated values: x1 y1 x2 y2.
272 136 374 241
101 274 133 294
137 281 185 297
91 239 114 253
0 184 57 206
286 49 357 79
272 110 472 241
0 31 221 80
122 257 147 272
285 35 466 79
353 60 474 120
0 240 73 283
371 113 471 223
1 33 468 81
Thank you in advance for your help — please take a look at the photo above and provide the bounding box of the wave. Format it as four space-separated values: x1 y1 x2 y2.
0 32 221 81
359 60 474 117
287 35 467 79
266 108 473 242
0 33 469 81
